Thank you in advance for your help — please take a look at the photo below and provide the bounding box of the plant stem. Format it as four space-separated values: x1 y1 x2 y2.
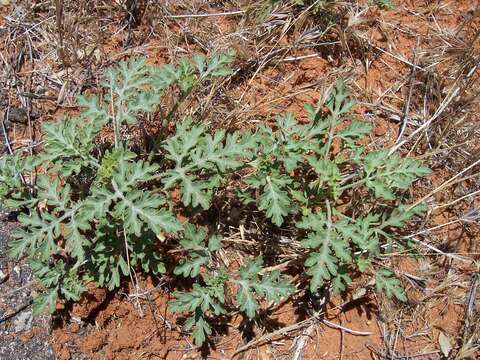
148 86 196 162
110 85 119 149
323 115 337 159
325 199 332 246
339 177 368 191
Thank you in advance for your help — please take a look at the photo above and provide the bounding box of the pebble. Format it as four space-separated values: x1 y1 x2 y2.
14 311 33 333
0 269 7 283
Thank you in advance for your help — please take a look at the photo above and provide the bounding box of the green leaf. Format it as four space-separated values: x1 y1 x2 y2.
169 283 225 345
177 58 196 93
181 178 211 209
236 280 259 319
42 116 100 175
362 150 431 199
179 223 207 249
0 153 31 206
304 103 321 123
64 210 91 263
332 267 352 294
109 160 181 236
335 215 380 255
371 0 393 9
326 79 356 117
131 238 166 275
329 232 352 262
161 117 254 209
112 159 160 191
77 95 110 125
236 257 293 318
382 203 427 228
170 284 225 315
29 258 81 305
337 121 373 142
305 246 338 292
299 210 355 292
150 63 181 90
176 224 223 272
375 268 407 302
203 51 235 77
82 185 115 218
10 175 89 262
253 270 294 303
114 189 181 236
8 236 30 260
259 174 292 226
61 273 87 301
28 258 62 287
174 252 210 278
296 212 328 232
208 235 222 252
301 231 324 248
239 257 264 280
307 156 342 197
193 54 206 74
191 315 212 346
103 57 160 127
204 273 227 303
89 223 128 290
32 289 58 316
366 179 395 200
96 145 136 185
356 257 371 273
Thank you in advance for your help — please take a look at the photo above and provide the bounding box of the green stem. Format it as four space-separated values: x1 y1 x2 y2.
339 177 368 191
339 165 402 192
148 80 201 162
325 199 332 246
323 115 338 159
110 85 120 149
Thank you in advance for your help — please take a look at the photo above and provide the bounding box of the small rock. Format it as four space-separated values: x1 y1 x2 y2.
4 107 29 125
14 311 32 333
13 266 20 276
0 269 7 283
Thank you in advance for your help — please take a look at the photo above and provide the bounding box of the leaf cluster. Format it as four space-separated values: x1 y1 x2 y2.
0 54 429 347
3 54 234 314
170 229 294 346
